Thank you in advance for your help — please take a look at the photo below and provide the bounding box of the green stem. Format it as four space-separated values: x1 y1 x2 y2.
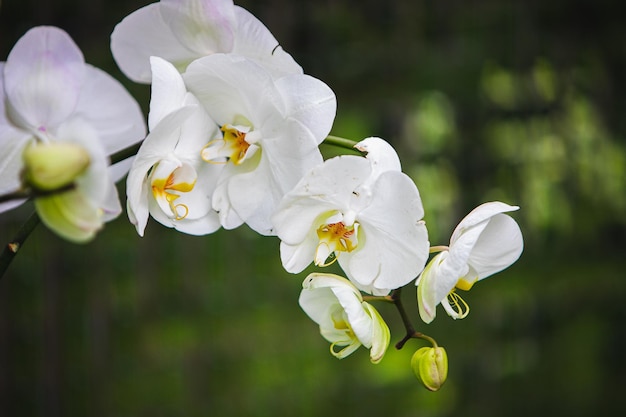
391 287 438 350
323 135 360 152
0 210 40 280
109 141 143 165
363 295 394 303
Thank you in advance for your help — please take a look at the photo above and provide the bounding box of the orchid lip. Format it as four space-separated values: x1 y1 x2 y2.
201 124 260 165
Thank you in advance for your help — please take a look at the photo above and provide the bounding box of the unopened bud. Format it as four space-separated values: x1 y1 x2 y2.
411 346 448 391
23 142 90 191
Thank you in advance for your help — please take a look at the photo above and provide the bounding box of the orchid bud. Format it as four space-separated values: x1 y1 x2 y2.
23 142 90 191
411 346 448 391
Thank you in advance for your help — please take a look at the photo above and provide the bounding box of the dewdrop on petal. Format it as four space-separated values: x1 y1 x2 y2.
411 346 448 391
23 142 90 192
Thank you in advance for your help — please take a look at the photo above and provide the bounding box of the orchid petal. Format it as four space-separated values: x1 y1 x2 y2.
344 171 429 293
4 26 85 130
111 3 198 83
273 73 336 143
148 57 189 130
466 213 524 280
232 6 302 76
160 0 236 55
74 64 146 155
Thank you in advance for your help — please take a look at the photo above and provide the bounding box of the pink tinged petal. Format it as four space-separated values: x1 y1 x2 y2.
232 6 303 76
4 26 85 130
160 0 236 55
111 3 197 84
273 74 337 145
147 57 189 130
344 171 429 292
74 64 146 156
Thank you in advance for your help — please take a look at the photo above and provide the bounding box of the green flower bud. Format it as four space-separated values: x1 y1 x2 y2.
23 142 90 192
411 346 448 391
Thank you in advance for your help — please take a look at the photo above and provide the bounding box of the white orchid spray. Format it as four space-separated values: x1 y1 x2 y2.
417 201 524 323
0 26 145 242
272 137 430 295
0 0 528 393
111 0 302 83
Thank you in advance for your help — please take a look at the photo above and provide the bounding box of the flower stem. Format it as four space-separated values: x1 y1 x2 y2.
0 210 40 280
109 141 143 165
323 135 360 152
390 287 438 349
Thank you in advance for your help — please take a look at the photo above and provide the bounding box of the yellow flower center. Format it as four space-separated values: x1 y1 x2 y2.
201 124 260 166
151 164 196 220
315 221 359 266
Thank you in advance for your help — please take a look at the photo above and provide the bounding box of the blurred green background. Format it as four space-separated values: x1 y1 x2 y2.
1 0 625 416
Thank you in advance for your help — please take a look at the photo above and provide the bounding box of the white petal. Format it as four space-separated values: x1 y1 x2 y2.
74 64 146 155
225 155 277 235
232 6 303 76
4 26 85 130
212 180 244 230
273 74 336 144
111 3 198 83
147 57 189 130
467 213 524 280
0 72 32 213
417 251 451 324
363 302 390 363
354 137 402 177
331 285 372 346
279 238 318 274
450 201 519 243
343 171 429 292
184 53 284 126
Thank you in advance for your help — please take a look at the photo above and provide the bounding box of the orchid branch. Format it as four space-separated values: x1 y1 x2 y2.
323 135 360 152
0 210 40 280
390 287 438 349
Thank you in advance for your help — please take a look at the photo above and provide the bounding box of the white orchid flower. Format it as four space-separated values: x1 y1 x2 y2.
111 0 302 83
0 26 145 242
417 201 524 323
273 137 430 295
183 53 336 235
126 57 222 236
299 273 390 364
